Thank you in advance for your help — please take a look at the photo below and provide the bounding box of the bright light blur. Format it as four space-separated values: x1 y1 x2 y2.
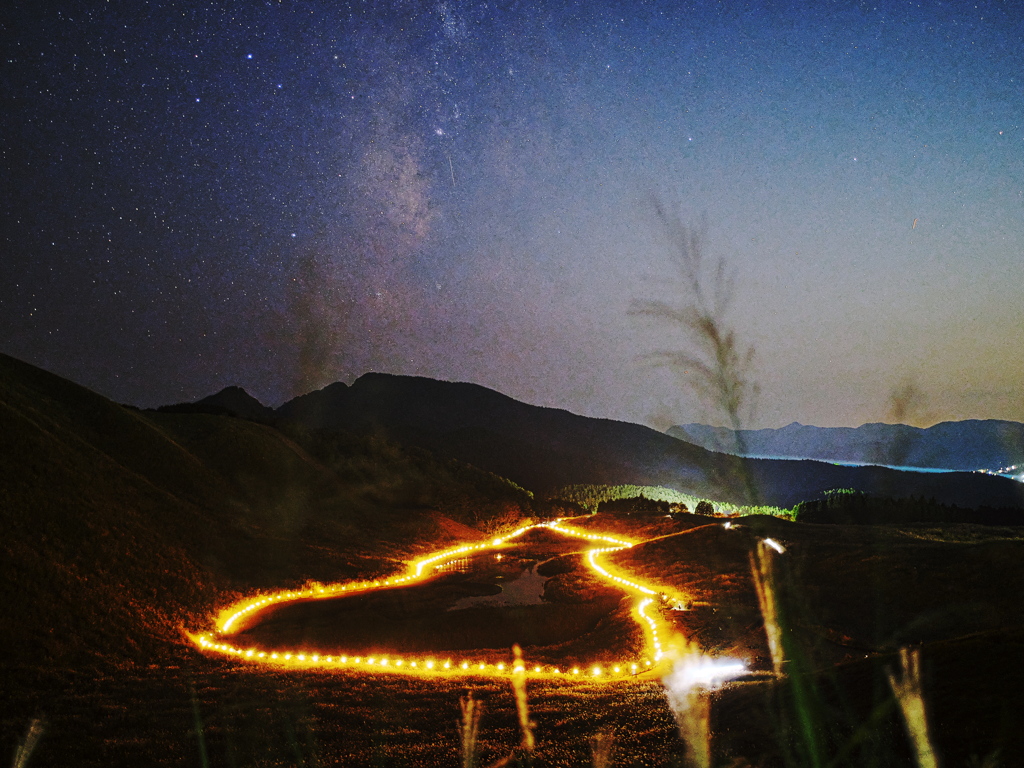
663 653 747 693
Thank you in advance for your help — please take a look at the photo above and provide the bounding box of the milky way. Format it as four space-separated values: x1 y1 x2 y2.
4 1 1022 428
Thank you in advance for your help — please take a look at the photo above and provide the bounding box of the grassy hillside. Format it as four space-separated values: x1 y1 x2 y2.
0 353 531 668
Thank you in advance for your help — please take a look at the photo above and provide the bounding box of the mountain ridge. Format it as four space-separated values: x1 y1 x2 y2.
160 371 1024 511
669 419 1024 473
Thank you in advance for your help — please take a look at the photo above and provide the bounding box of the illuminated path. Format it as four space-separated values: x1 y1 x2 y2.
191 520 700 681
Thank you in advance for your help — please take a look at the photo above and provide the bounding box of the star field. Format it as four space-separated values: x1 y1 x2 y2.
3 0 1022 428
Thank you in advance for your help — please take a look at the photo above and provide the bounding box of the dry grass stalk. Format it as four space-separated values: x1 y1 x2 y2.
628 203 760 504
887 647 940 768
459 691 484 768
511 644 536 754
749 540 784 676
629 213 757 434
12 718 45 768
590 730 615 768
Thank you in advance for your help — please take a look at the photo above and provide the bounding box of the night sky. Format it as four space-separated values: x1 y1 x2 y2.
4 1 1022 429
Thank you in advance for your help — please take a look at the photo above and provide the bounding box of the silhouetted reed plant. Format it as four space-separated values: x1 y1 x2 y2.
750 539 785 678
459 645 536 768
12 718 45 768
511 644 536 757
459 691 484 768
629 201 760 505
887 648 939 768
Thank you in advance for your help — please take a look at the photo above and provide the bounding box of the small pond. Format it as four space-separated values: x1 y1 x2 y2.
229 531 627 657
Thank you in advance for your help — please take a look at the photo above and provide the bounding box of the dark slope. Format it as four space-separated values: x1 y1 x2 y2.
275 373 1024 511
669 419 1024 471
0 354 530 667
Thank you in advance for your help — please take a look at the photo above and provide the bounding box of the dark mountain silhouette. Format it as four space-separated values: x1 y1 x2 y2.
271 373 1024 511
157 385 275 422
275 374 714 495
0 353 529 666
668 420 1024 472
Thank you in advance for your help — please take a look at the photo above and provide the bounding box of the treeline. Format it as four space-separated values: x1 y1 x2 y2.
795 489 1024 526
598 496 675 515
552 484 792 518
553 484 705 514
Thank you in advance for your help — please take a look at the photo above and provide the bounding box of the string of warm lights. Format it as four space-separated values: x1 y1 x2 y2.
216 525 543 634
191 519 691 680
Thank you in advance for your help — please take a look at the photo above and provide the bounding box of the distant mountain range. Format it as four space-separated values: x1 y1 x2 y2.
173 372 1024 511
667 421 1024 474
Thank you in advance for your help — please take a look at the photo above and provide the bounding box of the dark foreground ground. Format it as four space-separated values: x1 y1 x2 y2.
5 628 1024 768
1 659 683 767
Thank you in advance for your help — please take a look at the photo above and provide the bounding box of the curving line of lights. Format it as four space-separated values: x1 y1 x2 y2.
216 524 545 635
191 633 657 679
190 519 693 680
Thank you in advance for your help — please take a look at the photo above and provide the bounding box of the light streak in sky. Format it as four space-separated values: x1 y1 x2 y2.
190 519 741 681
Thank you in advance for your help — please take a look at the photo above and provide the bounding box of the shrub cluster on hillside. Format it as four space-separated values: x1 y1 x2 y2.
553 483 792 519
795 489 1024 526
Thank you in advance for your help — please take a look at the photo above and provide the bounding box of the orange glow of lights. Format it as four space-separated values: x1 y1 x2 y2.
193 519 717 682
